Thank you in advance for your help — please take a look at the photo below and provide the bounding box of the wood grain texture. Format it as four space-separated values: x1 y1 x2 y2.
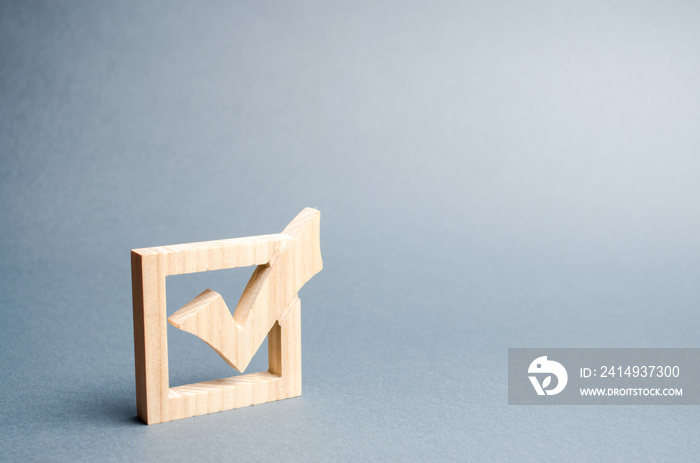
131 208 321 424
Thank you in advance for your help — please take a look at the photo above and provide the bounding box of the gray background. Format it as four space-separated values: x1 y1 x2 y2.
1 0 698 461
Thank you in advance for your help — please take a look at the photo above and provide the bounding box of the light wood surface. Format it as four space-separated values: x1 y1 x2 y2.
131 208 322 424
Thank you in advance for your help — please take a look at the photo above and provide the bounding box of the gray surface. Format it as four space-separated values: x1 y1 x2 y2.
1 0 699 461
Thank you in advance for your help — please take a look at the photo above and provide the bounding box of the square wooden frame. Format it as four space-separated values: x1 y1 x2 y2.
131 235 302 425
